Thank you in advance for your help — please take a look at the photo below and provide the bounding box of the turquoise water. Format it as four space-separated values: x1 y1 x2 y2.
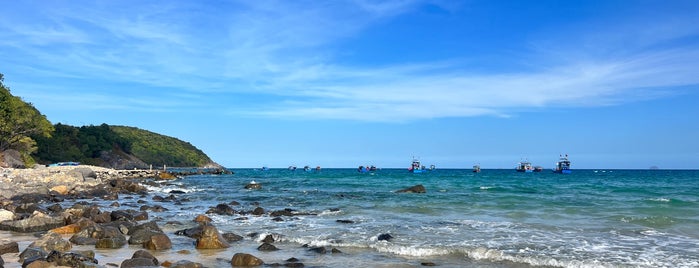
136 169 699 267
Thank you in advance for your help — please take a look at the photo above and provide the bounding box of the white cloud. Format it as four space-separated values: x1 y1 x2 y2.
1 0 698 122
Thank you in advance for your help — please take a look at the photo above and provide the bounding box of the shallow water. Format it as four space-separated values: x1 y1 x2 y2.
3 169 698 267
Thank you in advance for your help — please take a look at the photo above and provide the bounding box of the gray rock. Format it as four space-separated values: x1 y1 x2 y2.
0 211 65 232
131 249 159 265
257 242 279 251
45 250 98 267
222 232 244 242
28 232 72 253
18 247 47 263
120 257 158 268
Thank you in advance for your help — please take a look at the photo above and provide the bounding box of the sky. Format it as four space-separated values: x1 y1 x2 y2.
1 0 698 169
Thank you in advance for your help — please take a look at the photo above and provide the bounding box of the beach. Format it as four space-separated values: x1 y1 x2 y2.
1 167 698 267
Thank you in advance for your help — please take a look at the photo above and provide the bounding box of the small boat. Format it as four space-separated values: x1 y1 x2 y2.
261 166 269 171
303 165 311 172
554 154 572 174
358 165 377 173
409 158 427 173
516 161 534 172
533 166 544 172
472 165 481 173
288 166 297 171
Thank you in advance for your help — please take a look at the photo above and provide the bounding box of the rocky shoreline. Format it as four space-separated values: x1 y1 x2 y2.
0 165 277 268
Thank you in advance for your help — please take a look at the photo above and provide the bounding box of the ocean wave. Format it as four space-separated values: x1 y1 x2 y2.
143 183 201 194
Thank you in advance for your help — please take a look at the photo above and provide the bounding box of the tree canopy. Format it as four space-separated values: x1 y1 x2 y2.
0 73 54 163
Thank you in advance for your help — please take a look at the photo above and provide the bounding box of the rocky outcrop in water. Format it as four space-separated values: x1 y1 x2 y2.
396 184 427 193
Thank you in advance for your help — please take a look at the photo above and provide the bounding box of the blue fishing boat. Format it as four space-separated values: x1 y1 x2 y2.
358 165 377 173
409 158 429 173
554 154 572 174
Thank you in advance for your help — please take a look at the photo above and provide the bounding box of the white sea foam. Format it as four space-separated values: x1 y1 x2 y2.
479 186 494 190
143 183 199 194
648 197 670 202
372 243 451 257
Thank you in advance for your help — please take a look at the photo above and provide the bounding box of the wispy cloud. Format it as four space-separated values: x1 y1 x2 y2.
1 0 697 121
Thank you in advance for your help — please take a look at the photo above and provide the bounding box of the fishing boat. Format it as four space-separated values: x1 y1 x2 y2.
409 158 427 173
516 161 534 172
358 165 377 173
472 165 481 173
554 154 572 174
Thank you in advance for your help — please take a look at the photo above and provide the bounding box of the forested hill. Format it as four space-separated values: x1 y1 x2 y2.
1 72 219 169
32 124 219 169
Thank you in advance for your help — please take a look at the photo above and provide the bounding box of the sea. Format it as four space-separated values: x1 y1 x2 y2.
4 168 699 268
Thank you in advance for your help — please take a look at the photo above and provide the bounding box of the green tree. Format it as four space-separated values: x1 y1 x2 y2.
0 73 54 163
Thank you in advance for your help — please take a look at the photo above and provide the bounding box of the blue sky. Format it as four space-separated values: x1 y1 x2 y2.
1 0 698 169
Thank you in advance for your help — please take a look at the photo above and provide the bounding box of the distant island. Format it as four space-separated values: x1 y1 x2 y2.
0 72 219 169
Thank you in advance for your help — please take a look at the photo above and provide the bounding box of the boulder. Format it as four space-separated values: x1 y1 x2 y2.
23 258 50 268
45 250 98 267
128 229 163 245
0 211 65 233
0 209 14 221
257 242 278 251
231 253 264 266
28 231 72 253
49 185 70 195
193 214 212 224
170 260 204 268
71 167 97 180
111 209 148 221
96 236 127 249
0 240 19 254
206 203 236 215
143 233 172 250
195 225 230 249
49 223 81 234
396 184 426 193
131 249 159 265
251 207 265 216
1 149 24 168
174 225 203 239
120 257 158 268
19 247 47 263
261 235 275 243
222 232 244 243
94 226 127 249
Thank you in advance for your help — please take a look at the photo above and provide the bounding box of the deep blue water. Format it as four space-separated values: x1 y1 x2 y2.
138 168 699 267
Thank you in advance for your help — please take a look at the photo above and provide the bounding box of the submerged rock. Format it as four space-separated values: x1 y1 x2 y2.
377 233 393 241
395 184 426 193
257 242 278 251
